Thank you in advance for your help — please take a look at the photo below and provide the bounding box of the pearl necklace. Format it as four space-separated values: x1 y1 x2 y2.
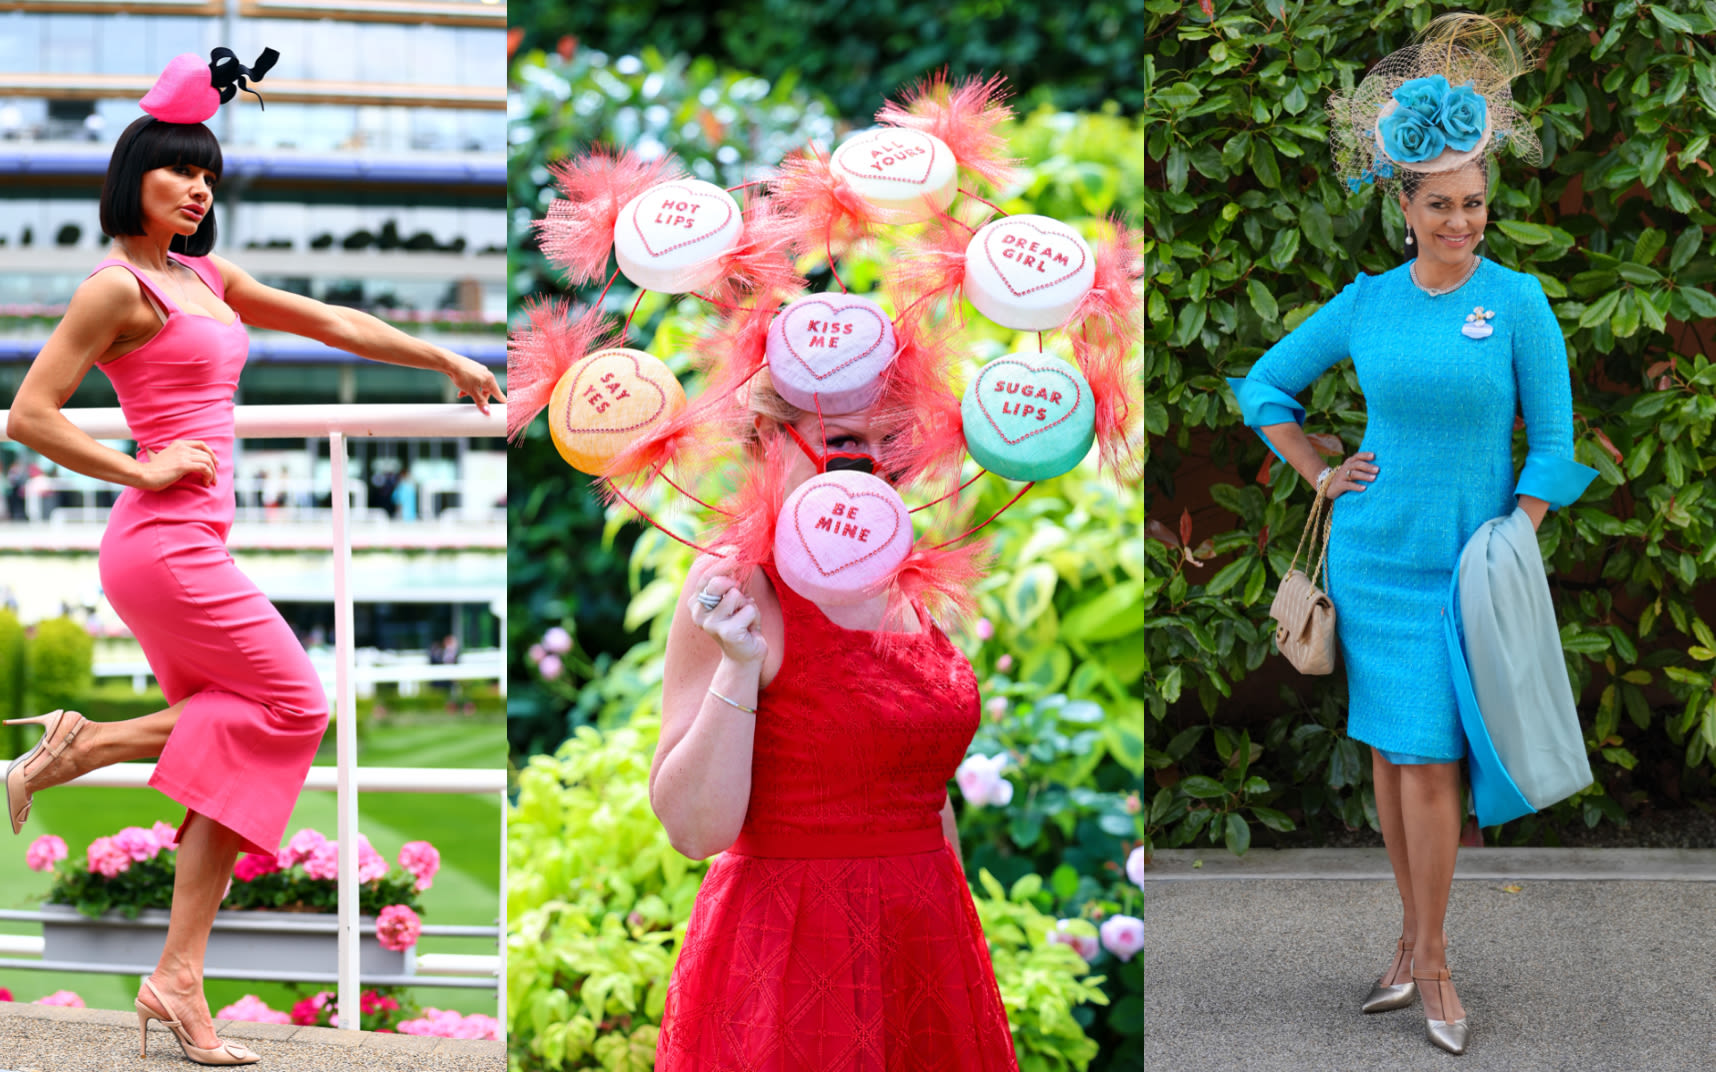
1410 255 1481 297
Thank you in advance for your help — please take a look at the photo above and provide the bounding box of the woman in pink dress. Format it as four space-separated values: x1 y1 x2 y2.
2 70 502 1065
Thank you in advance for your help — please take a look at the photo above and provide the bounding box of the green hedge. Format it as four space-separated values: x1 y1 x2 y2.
508 0 1146 119
1144 1 1716 853
25 617 93 716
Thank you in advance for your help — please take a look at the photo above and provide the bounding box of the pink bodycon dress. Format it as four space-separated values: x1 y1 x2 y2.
91 254 327 856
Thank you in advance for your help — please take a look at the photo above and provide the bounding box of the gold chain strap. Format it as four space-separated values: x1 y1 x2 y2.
1287 472 1335 584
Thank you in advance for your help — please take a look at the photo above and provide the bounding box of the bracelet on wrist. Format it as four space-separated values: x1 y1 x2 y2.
1315 465 1335 493
708 688 757 715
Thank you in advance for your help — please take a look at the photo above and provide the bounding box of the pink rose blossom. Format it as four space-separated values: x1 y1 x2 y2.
376 904 421 952
527 644 545 663
1099 915 1144 962
975 617 994 640
538 654 562 679
35 990 85 1007
150 821 179 849
955 754 1013 808
303 841 341 881
356 835 389 883
398 841 440 892
995 654 1014 672
216 995 292 1024
1126 846 1145 889
25 834 67 872
113 826 161 862
86 836 131 878
1048 919 1101 963
542 626 572 654
397 1008 501 1040
278 828 327 869
233 853 281 883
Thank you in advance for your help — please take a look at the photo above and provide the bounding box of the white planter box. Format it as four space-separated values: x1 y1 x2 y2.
39 904 413 977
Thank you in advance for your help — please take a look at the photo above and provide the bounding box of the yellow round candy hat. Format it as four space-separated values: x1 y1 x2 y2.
546 349 687 476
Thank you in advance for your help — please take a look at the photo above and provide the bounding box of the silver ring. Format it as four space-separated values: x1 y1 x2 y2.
695 591 721 610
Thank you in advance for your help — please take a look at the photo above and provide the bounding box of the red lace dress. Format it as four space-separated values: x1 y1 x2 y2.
654 565 1018 1071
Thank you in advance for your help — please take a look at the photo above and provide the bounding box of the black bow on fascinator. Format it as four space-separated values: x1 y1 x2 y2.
208 47 280 109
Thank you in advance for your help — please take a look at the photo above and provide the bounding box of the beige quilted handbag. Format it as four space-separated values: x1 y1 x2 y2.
1269 478 1338 674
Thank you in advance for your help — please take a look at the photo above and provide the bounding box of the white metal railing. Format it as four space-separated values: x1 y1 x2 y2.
0 404 507 1028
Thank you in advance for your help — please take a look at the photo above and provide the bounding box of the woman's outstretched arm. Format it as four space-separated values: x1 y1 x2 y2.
210 255 505 413
7 268 216 490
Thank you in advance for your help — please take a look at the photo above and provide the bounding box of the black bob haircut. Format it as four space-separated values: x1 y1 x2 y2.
100 116 223 257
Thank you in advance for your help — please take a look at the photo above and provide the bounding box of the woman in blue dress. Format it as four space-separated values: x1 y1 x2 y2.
1227 16 1595 1055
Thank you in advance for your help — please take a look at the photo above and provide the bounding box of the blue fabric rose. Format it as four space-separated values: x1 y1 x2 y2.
1379 108 1448 163
1392 75 1450 120
1435 82 1488 152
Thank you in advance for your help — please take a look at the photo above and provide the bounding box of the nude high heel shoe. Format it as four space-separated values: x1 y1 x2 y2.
1362 936 1417 1013
1412 960 1471 1055
3 709 86 835
135 978 260 1065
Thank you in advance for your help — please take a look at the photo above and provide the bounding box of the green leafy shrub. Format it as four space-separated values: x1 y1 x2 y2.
26 616 92 715
1144 3 1716 851
0 607 24 721
971 870 1113 1072
509 0 1146 119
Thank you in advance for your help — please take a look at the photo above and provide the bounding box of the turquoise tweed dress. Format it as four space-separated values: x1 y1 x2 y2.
1227 258 1597 760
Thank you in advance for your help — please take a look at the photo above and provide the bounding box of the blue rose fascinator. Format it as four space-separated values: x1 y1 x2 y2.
1328 14 1541 192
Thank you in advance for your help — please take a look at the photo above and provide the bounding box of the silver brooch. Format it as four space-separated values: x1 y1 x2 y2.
1461 305 1495 339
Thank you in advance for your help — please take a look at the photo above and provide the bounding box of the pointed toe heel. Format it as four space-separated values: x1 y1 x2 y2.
1362 936 1417 1013
1412 962 1470 1055
4 709 82 835
135 979 261 1066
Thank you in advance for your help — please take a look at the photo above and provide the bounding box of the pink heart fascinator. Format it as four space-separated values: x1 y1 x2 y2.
141 47 280 124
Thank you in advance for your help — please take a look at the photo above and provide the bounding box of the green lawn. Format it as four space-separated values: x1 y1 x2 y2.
0 714 504 1021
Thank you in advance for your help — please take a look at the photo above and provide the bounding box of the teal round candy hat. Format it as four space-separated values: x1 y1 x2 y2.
960 354 1095 482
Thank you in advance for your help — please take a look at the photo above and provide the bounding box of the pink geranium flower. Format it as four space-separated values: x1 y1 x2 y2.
1099 915 1144 962
303 841 341 881
541 626 571 654
290 991 332 1026
375 904 421 952
86 836 131 878
356 835 389 884
397 1008 500 1040
0 987 13 1002
35 990 85 1007
278 828 327 869
113 826 162 862
150 820 179 849
398 841 440 892
216 995 291 1024
233 853 282 883
25 834 67 872
359 989 400 1015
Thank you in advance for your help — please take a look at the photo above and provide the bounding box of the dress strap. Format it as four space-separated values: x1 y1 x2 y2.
88 258 180 315
170 253 226 301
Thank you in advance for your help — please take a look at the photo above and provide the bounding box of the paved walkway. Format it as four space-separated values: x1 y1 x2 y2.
0 1001 503 1071
1144 848 1716 1071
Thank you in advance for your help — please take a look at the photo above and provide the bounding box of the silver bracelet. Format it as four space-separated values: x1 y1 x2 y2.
1315 465 1335 493
708 688 757 715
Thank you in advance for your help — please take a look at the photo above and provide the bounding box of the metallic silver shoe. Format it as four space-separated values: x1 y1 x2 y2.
1361 937 1417 1013
1413 962 1470 1055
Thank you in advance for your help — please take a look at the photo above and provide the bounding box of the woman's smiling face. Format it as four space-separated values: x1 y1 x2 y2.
1399 164 1488 266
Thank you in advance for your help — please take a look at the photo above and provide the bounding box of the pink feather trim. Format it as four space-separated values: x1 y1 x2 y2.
769 144 885 259
876 71 1019 191
876 538 992 641
1068 217 1143 359
706 199 807 308
535 147 684 286
710 434 793 587
505 301 617 442
1068 218 1144 482
886 213 972 322
872 318 967 495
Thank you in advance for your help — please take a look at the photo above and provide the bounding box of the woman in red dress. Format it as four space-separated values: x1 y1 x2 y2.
648 381 1018 1071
